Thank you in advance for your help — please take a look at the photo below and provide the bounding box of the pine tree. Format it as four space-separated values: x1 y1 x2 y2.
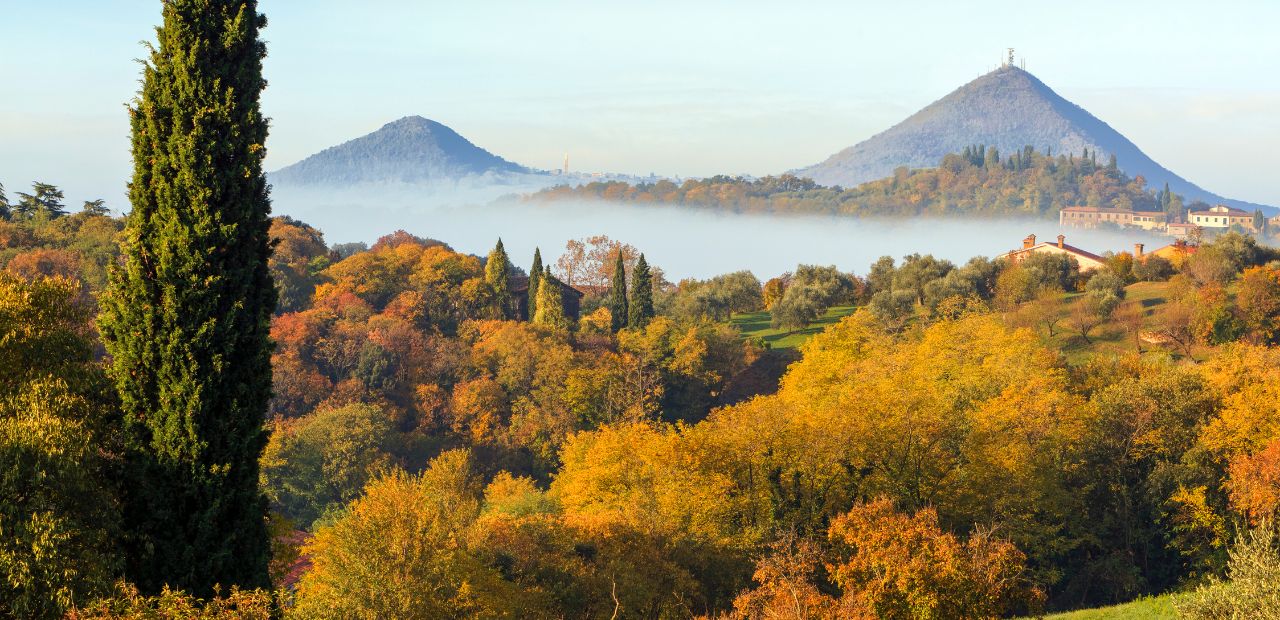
485 238 512 319
628 253 654 329
527 248 543 321
534 274 566 327
0 181 9 220
14 182 67 219
608 251 628 332
97 0 274 595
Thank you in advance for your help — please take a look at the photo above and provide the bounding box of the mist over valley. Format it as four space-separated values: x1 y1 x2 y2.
273 187 1170 280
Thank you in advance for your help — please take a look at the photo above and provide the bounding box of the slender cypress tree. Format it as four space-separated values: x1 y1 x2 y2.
608 251 628 332
98 0 274 595
485 238 513 319
527 248 543 321
628 253 654 329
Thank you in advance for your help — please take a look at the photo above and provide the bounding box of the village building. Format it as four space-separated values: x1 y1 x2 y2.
511 276 585 321
997 234 1107 272
1146 239 1197 265
1165 222 1200 240
1059 206 1166 231
1188 204 1255 231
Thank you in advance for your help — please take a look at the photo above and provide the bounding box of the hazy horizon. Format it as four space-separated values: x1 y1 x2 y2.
2 1 1279 210
271 187 1173 281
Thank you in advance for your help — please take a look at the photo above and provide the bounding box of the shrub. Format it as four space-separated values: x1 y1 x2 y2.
1178 520 1280 619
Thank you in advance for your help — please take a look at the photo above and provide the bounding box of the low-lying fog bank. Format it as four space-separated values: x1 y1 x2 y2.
273 189 1171 280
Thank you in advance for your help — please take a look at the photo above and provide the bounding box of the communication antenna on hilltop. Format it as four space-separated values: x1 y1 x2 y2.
1007 47 1015 68
563 153 569 175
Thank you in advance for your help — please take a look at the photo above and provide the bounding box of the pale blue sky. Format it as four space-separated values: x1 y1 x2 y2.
2 0 1278 208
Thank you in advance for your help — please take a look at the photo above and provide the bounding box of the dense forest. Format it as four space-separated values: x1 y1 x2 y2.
8 168 1280 617
7 1 1280 618
529 146 1200 220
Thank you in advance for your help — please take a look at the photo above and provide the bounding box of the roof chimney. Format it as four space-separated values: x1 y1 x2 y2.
1057 234 1065 249
1023 234 1036 249
1134 243 1144 258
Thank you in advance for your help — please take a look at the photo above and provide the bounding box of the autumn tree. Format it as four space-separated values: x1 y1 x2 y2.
269 216 330 313
0 275 120 617
1114 300 1147 352
1238 266 1280 344
827 499 1042 619
1016 288 1065 337
291 451 492 618
96 0 275 594
535 274 568 328
726 536 839 620
260 403 396 528
1228 439 1280 524
1067 296 1106 344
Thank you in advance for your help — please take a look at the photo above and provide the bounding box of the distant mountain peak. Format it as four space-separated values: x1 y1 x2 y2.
794 67 1272 213
271 116 529 186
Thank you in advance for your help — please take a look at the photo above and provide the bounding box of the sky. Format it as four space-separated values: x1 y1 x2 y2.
2 0 1279 210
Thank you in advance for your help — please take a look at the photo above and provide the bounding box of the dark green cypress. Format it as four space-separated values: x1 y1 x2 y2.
485 238 513 319
608 251 628 332
528 248 543 321
628 253 654 329
97 0 274 595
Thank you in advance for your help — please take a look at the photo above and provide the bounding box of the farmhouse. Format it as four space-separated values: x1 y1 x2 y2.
511 276 585 321
1189 204 1255 231
1059 206 1166 231
1165 222 1200 240
997 234 1107 272
1146 240 1198 266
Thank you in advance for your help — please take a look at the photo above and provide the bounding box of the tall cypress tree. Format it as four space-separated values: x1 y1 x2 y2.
485 238 512 319
527 248 543 321
98 0 274 595
608 251 628 332
628 253 654 329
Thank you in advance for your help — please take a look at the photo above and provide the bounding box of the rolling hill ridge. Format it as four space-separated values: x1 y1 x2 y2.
793 66 1272 213
271 116 532 186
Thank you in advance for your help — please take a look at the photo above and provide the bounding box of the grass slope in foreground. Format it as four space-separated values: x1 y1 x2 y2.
1038 593 1180 619
730 305 858 350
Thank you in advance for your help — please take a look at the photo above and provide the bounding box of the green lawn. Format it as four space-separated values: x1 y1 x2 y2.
1038 281 1182 364
1037 593 1181 619
729 305 857 350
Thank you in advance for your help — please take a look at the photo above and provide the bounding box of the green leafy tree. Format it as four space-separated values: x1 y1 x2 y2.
97 0 275 595
608 251 628 332
485 238 513 319
628 253 654 328
528 247 543 321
